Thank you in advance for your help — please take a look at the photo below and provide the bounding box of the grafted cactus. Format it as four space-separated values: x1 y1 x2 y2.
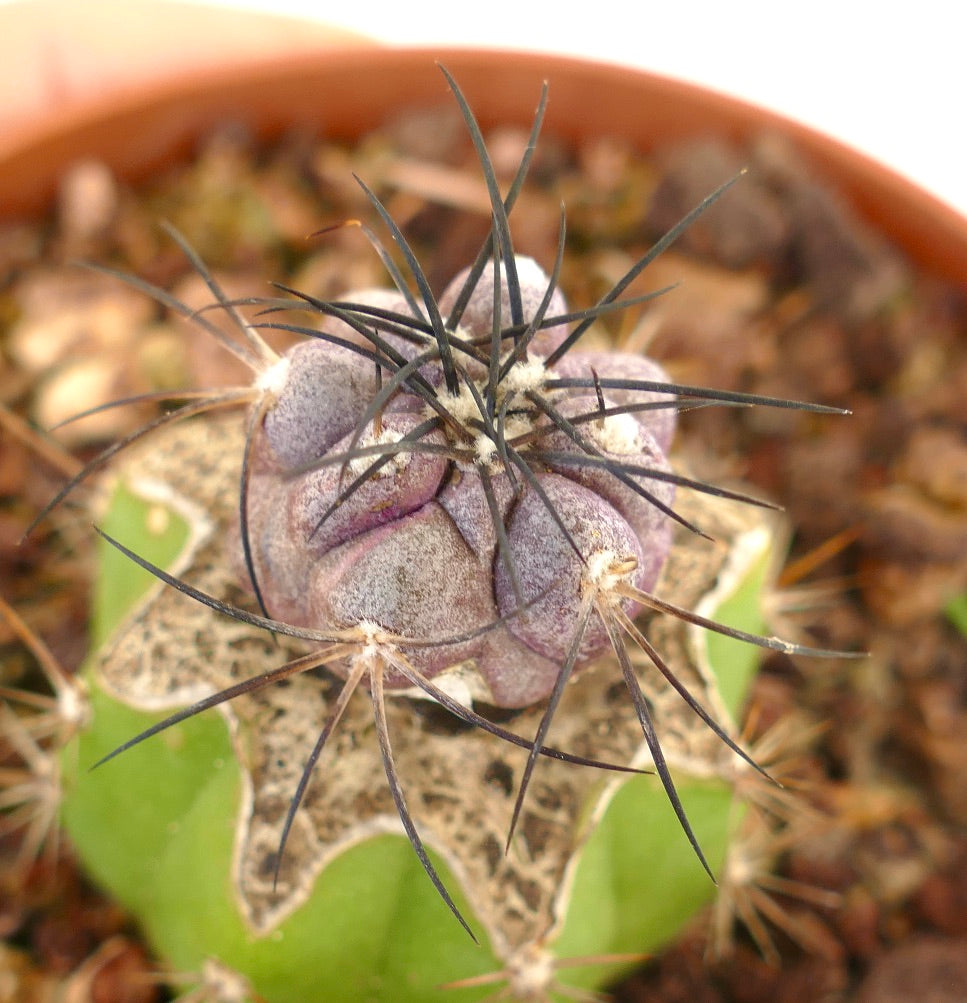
42 66 855 1002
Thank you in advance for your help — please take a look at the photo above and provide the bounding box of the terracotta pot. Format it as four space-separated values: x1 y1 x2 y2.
5 30 967 1003
2 46 966 289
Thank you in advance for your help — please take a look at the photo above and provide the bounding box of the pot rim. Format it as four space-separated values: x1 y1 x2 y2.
2 46 965 287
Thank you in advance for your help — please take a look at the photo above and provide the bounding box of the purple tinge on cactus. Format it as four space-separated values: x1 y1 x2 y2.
243 255 677 707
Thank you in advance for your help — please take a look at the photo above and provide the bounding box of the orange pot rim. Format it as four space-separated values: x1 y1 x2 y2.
1 46 965 288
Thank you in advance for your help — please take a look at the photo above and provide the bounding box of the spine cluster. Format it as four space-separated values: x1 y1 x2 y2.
245 257 679 709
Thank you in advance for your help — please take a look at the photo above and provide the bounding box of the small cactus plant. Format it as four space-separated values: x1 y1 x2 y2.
41 67 853 1001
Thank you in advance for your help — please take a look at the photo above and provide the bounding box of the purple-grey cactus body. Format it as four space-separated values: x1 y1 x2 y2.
244 255 677 707
550 350 679 453
288 412 449 560
308 502 496 680
494 472 648 664
437 257 571 361
259 340 378 472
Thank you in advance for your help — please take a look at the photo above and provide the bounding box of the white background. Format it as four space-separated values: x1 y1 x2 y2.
177 0 965 221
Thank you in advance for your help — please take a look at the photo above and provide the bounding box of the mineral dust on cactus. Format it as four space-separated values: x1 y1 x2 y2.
34 66 855 938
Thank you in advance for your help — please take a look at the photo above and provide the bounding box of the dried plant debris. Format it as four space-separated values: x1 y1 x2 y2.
2 60 966 1003
0 593 86 893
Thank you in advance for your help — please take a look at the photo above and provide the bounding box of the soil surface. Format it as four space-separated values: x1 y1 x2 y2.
2 98 966 1001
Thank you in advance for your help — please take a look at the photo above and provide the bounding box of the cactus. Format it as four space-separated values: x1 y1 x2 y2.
45 68 853 1001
